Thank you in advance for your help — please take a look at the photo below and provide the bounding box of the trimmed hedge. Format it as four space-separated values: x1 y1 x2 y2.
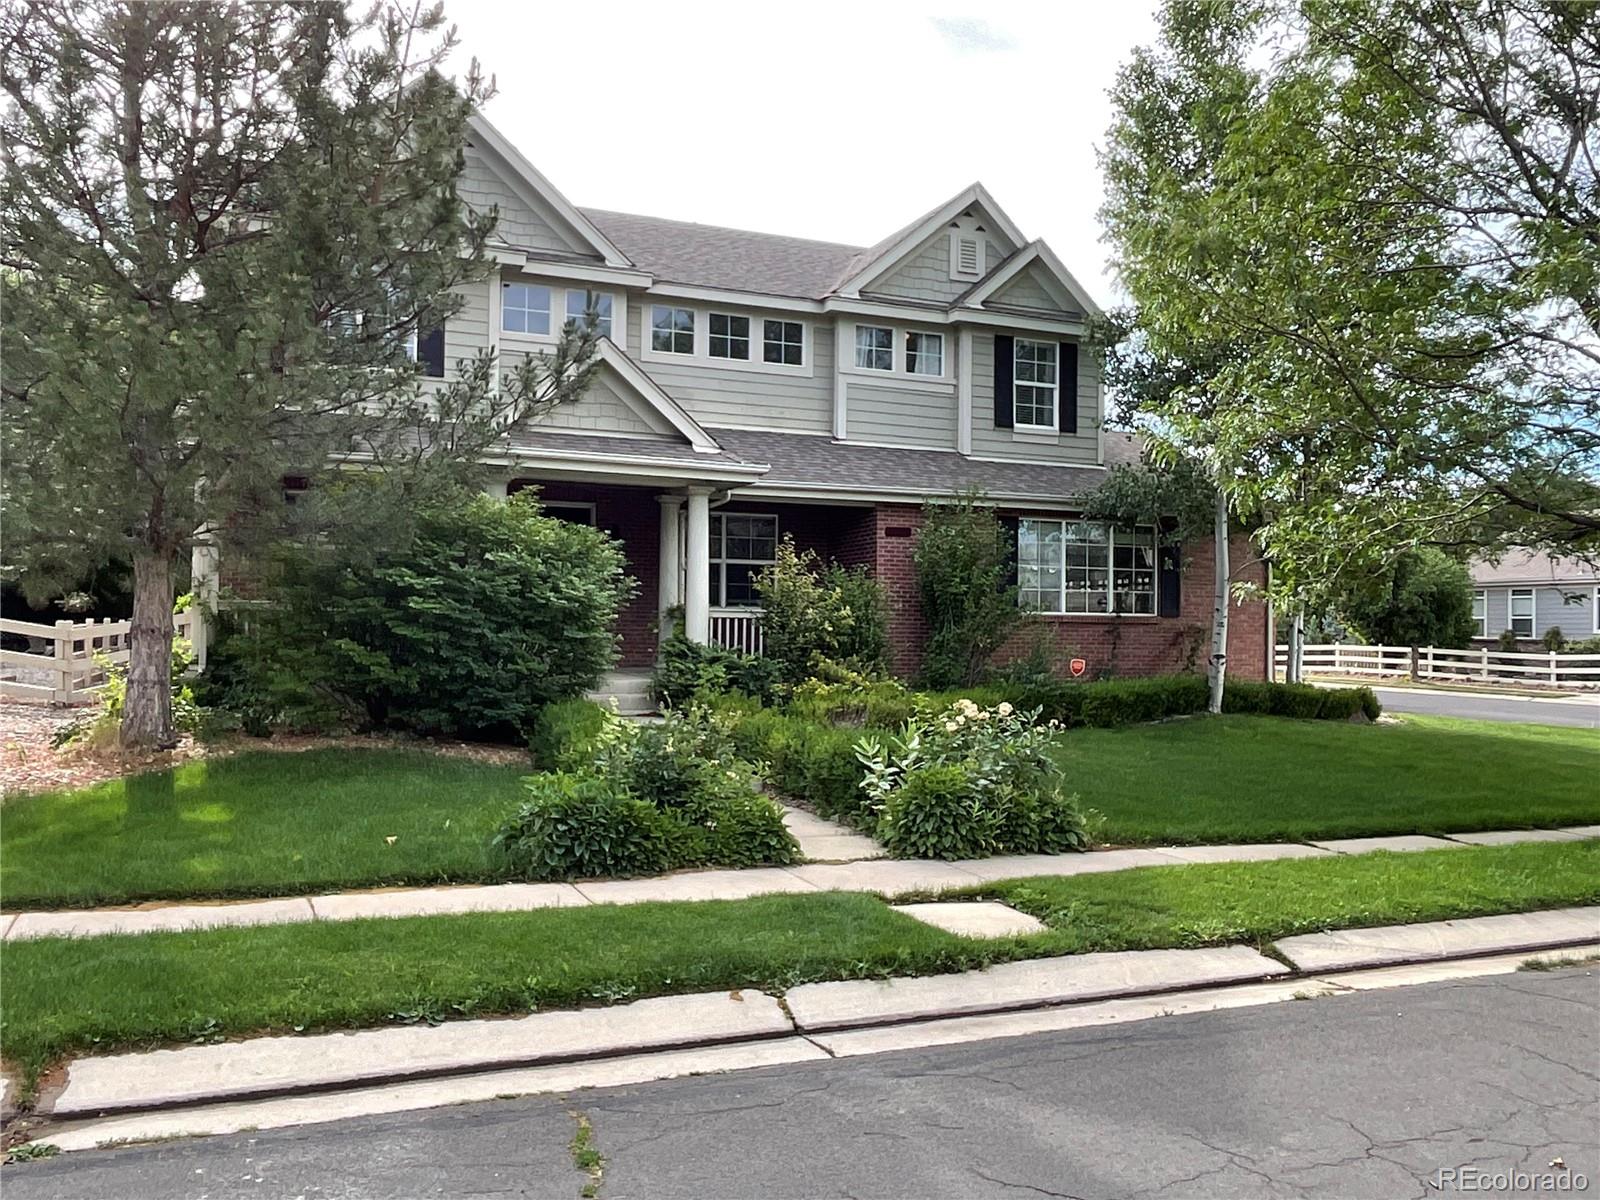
722 675 1381 823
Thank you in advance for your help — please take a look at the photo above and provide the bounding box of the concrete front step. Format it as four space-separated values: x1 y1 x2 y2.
585 670 657 715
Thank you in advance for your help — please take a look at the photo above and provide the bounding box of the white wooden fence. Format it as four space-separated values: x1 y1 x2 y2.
1276 642 1600 687
708 609 764 656
0 611 201 705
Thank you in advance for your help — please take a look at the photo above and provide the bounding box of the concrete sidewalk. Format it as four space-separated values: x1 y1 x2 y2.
21 908 1598 1137
5 824 1596 943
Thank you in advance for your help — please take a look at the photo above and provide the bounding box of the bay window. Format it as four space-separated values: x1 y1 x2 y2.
1017 519 1157 615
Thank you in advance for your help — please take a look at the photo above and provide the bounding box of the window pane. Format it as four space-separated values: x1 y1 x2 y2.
723 563 761 606
652 306 693 354
709 313 750 359
855 325 892 370
503 283 551 335
906 331 943 376
762 319 803 365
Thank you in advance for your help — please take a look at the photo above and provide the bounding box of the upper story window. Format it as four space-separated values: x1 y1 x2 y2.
1018 520 1157 616
906 331 944 376
565 289 613 339
709 313 751 360
1014 339 1058 429
502 283 551 335
763 319 803 366
651 305 694 354
855 324 893 371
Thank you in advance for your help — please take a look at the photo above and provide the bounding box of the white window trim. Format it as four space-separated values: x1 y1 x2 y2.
707 311 754 362
853 324 894 372
1013 338 1059 433
501 279 626 348
709 511 779 608
648 304 697 356
638 301 812 377
1509 587 1535 637
1594 585 1600 635
1016 518 1159 617
1472 589 1487 639
838 320 955 388
905 330 946 378
563 288 616 340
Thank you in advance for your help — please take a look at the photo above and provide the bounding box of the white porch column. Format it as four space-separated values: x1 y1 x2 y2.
189 531 220 671
683 486 712 644
657 494 684 640
483 479 509 501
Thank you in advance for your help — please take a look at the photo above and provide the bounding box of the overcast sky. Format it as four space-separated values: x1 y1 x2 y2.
444 1 1160 305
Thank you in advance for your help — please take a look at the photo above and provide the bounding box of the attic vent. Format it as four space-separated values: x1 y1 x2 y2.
950 232 984 280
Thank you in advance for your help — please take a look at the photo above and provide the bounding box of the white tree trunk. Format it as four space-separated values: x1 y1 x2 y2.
121 548 176 749
1289 609 1305 683
1207 488 1229 714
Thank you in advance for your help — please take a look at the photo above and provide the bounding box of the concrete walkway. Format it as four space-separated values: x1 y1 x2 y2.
4 824 1596 943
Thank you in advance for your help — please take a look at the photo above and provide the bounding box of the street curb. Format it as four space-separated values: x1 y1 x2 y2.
20 915 1600 1128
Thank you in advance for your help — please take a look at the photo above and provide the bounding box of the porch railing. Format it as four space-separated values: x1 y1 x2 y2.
708 608 764 656
0 611 200 705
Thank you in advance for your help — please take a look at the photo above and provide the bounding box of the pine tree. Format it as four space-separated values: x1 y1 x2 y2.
2 2 598 747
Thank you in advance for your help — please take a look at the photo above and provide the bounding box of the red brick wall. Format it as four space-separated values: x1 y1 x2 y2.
871 506 1268 683
521 480 661 669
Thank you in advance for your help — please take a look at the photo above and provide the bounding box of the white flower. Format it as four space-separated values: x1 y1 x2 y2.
998 702 1014 716
975 710 990 721
955 714 966 726
944 721 959 732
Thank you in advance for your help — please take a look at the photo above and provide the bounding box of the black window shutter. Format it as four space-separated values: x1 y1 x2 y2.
994 335 1014 429
419 324 446 378
1157 520 1182 618
997 513 1020 592
1057 341 1078 434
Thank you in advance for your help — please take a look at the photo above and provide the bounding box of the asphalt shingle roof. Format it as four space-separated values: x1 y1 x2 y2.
707 428 1143 501
501 429 756 468
579 208 866 299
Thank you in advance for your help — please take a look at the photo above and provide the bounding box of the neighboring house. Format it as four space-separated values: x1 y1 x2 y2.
216 108 1271 682
1469 551 1600 644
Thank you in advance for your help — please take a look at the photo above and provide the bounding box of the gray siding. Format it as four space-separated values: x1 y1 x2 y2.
869 234 968 304
990 268 1069 314
1477 583 1597 639
506 356 675 438
847 383 956 448
460 144 580 255
624 304 833 433
442 279 490 381
969 332 1099 465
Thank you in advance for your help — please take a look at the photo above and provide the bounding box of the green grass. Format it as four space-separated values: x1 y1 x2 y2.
1058 714 1600 844
0 748 531 908
968 839 1600 953
4 841 1594 1093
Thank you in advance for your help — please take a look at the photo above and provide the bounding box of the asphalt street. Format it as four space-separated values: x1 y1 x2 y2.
1367 685 1600 728
6 966 1597 1200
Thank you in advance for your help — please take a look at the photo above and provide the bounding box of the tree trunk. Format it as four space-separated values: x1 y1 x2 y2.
1289 609 1305 683
1207 488 1229 714
121 548 176 749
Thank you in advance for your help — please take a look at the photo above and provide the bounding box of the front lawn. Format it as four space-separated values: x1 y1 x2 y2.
1060 714 1600 845
0 748 530 908
3 840 1595 1091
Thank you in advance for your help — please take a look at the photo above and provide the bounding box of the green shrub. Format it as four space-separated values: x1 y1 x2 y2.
914 496 1022 688
756 539 888 681
1224 680 1379 722
204 493 633 738
859 697 1088 860
651 636 783 707
1566 635 1600 655
1543 626 1567 652
788 676 917 729
1497 629 1521 651
492 773 673 881
877 764 1000 860
527 699 610 770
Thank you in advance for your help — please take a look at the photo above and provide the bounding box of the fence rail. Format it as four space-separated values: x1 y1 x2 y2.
1275 642 1600 687
708 609 764 656
0 611 199 705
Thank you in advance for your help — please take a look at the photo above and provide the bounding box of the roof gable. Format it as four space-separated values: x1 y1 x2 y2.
464 112 632 268
834 184 1027 299
959 242 1103 321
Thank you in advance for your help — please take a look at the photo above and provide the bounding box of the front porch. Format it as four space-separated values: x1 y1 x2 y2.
492 472 878 668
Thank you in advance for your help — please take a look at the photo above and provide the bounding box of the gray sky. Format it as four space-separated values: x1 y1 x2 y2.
445 1 1160 306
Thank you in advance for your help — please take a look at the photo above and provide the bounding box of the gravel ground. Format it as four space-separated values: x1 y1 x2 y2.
0 698 530 798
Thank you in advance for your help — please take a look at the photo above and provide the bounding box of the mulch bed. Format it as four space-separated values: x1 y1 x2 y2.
0 698 529 798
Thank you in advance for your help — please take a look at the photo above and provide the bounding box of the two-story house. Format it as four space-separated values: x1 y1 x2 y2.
390 110 1270 682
